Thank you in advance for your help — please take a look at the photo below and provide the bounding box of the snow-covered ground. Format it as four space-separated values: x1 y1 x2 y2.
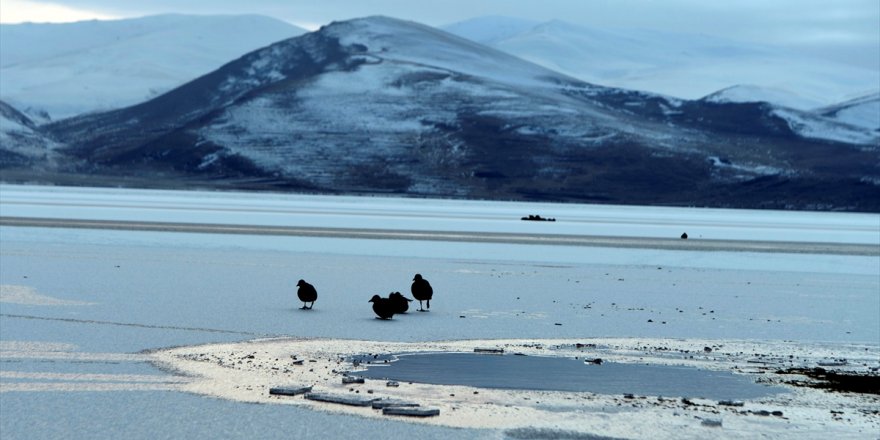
0 185 878 439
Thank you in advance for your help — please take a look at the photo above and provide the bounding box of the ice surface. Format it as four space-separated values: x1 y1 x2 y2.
3 185 878 245
0 391 487 440
1 185 878 438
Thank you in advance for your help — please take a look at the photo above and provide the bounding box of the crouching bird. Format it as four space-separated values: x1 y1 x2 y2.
296 279 317 310
369 295 395 320
389 291 413 314
411 274 433 311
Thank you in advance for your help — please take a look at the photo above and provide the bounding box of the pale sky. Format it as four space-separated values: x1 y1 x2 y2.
2 0 878 70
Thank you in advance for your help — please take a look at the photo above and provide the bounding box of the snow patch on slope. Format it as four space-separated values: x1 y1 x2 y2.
814 93 880 132
773 108 879 146
703 85 824 111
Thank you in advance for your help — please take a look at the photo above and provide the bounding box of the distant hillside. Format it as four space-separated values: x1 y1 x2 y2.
0 14 305 121
443 16 879 109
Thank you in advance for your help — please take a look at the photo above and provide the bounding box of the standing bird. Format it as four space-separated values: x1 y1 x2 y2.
411 274 433 311
369 295 395 320
296 279 317 310
388 291 413 314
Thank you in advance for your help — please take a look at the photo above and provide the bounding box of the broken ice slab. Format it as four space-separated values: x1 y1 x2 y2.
342 376 365 384
268 385 312 396
382 406 440 417
474 348 504 354
304 392 378 407
371 399 420 409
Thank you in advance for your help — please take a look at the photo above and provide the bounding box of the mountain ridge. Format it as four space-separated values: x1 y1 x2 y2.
5 16 878 211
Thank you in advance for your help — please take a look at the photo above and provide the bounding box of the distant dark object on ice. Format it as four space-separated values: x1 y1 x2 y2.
296 279 318 309
681 232 688 239
521 214 556 222
369 295 396 320
411 274 433 311
388 291 413 313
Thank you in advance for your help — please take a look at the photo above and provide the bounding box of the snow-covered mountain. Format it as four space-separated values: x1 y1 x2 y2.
443 17 879 110
0 14 305 121
20 16 880 211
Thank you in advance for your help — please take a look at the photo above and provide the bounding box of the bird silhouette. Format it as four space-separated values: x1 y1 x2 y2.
388 291 413 314
369 294 395 319
296 279 317 310
411 274 433 311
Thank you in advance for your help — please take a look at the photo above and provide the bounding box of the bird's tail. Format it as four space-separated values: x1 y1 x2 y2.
427 299 430 309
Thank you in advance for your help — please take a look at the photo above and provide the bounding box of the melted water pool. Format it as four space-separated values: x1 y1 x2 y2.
356 352 782 400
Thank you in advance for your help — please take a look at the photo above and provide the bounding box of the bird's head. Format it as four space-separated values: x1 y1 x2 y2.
369 295 382 303
413 274 422 281
296 279 306 286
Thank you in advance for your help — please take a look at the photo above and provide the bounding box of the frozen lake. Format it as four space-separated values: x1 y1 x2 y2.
1 184 878 439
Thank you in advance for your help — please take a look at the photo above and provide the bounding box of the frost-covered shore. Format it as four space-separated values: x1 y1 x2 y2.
152 337 879 439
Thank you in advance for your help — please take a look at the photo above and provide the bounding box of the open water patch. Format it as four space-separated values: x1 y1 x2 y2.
356 352 782 401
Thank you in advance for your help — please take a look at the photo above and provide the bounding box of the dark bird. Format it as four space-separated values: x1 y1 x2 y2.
369 295 395 320
411 273 433 311
296 279 317 310
388 291 413 314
